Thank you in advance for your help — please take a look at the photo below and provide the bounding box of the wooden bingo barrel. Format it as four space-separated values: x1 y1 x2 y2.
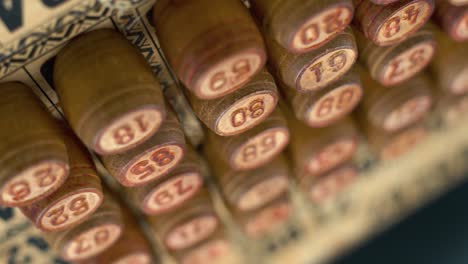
431 28 468 95
237 195 292 238
281 67 363 127
54 29 166 155
205 108 289 171
355 26 436 86
448 0 468 6
188 69 278 136
287 115 359 179
20 133 103 232
101 109 186 187
300 164 358 204
250 0 354 53
46 190 123 262
434 93 468 126
268 28 358 92
80 210 152 264
353 0 435 46
128 146 204 215
358 70 433 132
176 231 232 264
364 122 428 160
153 0 266 99
434 0 468 42
209 154 290 212
0 82 69 207
149 190 218 251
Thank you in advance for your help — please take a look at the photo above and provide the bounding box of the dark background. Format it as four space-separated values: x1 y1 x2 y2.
332 180 468 264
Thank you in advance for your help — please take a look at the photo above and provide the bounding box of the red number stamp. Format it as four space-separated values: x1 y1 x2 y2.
232 128 289 170
165 214 218 250
300 49 356 91
40 191 102 231
198 54 262 99
376 1 432 45
124 144 184 187
143 172 202 215
0 161 68 206
97 109 163 154
309 166 357 203
307 139 357 176
245 202 291 238
217 93 277 136
182 240 230 264
292 6 353 52
63 224 122 261
308 84 362 127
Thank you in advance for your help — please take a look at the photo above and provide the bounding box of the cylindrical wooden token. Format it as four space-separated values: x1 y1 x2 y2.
435 93 468 126
431 28 468 95
286 114 359 180
358 70 433 132
268 28 358 92
20 133 103 232
281 66 363 127
46 190 123 262
153 0 266 100
363 122 428 160
355 26 436 86
54 29 166 155
205 108 289 171
434 0 468 42
127 146 204 215
101 109 186 187
448 0 468 6
208 153 290 212
235 194 292 239
250 0 354 53
0 82 69 207
370 0 400 4
188 69 278 136
79 209 152 264
149 190 218 251
176 231 231 264
353 0 435 46
300 164 358 204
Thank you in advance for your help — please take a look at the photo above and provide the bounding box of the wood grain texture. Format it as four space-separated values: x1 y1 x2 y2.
20 132 103 232
148 189 218 252
357 69 433 132
0 82 69 207
127 145 203 216
205 108 289 171
431 28 468 95
281 66 362 127
189 69 278 136
250 0 354 53
267 27 358 92
45 189 123 262
353 0 435 46
54 29 166 155
355 25 435 86
153 0 266 99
